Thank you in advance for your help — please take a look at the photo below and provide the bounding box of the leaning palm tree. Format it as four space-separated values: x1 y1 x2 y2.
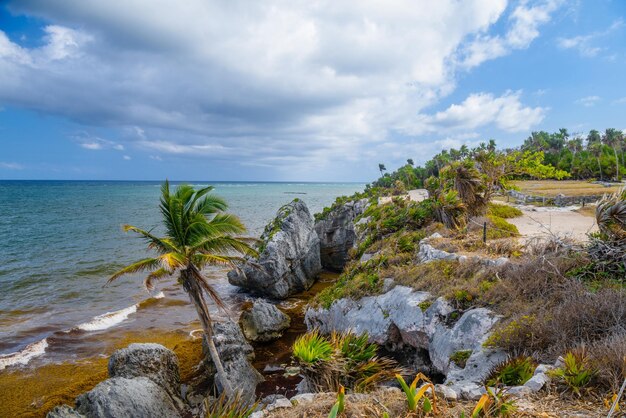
107 181 257 397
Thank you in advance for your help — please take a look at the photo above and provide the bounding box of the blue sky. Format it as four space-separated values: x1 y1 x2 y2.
0 0 625 182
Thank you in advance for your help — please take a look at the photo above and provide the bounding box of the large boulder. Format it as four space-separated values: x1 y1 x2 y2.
75 377 182 418
205 321 264 402
46 405 84 418
239 299 291 342
108 343 181 399
314 198 369 271
305 284 506 400
228 199 322 299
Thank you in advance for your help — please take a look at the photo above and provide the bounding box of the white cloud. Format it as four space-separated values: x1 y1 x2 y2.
461 0 563 68
575 95 600 107
122 155 131 160
612 97 626 105
72 132 124 150
0 0 562 175
557 19 623 57
418 91 546 133
0 162 24 170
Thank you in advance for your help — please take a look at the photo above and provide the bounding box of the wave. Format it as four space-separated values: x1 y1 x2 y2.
74 305 138 332
0 338 48 370
74 291 165 332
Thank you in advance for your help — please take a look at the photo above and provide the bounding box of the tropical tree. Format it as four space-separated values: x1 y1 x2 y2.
107 181 257 396
407 158 414 166
603 128 623 180
378 163 387 177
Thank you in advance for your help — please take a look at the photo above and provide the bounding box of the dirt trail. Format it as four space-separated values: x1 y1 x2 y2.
507 205 597 242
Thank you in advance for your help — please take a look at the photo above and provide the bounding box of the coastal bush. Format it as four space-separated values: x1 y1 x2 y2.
486 356 536 387
485 215 519 239
293 331 401 393
293 330 334 365
588 334 626 392
549 349 596 397
362 199 434 238
487 203 522 219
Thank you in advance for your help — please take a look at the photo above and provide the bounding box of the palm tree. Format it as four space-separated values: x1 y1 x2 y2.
407 158 414 166
107 181 257 397
603 129 623 181
589 142 604 181
378 163 387 177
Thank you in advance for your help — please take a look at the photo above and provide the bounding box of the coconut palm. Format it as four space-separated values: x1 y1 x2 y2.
107 181 257 396
378 163 387 177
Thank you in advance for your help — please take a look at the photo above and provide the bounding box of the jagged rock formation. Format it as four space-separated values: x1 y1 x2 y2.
314 198 369 271
206 321 264 402
228 199 322 299
305 285 507 400
239 299 291 342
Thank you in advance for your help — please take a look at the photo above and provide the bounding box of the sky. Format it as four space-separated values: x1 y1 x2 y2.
0 0 625 182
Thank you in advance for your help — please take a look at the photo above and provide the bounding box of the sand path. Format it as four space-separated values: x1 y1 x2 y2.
507 205 597 242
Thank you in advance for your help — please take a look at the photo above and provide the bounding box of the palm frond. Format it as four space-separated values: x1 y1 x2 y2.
143 268 173 291
122 225 179 253
190 235 258 257
107 258 161 285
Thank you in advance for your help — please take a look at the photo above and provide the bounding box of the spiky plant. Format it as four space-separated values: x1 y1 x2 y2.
596 188 626 240
486 356 537 387
108 181 257 396
205 391 257 418
441 160 487 216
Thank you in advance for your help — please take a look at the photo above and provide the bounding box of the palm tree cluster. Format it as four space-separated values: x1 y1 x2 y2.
108 181 257 396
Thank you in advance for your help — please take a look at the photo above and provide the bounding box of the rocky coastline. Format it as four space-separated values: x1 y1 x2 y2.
42 196 599 417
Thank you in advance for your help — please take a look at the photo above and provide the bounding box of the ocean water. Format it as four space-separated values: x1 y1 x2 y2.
0 180 364 368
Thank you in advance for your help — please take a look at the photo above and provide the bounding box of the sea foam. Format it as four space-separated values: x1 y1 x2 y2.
0 338 48 370
75 305 138 332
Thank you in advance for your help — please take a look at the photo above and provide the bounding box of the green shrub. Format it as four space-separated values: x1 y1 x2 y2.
486 356 536 387
549 349 596 396
487 203 523 219
292 330 333 365
486 215 519 239
293 331 401 393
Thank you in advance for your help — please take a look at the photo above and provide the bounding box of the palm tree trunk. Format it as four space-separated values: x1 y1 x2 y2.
182 269 234 397
597 157 603 181
613 147 620 181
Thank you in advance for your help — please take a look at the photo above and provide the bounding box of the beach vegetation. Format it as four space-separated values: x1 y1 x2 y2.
205 390 258 418
396 373 438 415
471 386 517 417
293 330 401 392
486 356 536 387
108 180 257 397
450 350 472 368
549 349 596 397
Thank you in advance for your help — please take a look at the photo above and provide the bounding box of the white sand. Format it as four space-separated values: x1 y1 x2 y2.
507 205 597 242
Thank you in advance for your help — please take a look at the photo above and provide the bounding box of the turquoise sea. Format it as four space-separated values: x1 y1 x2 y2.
0 180 364 368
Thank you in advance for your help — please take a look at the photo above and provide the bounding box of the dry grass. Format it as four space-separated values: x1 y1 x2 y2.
512 180 621 197
575 204 597 217
263 389 609 418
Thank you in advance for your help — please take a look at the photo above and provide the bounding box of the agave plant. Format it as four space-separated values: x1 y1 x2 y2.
293 330 401 392
396 373 438 415
596 188 626 240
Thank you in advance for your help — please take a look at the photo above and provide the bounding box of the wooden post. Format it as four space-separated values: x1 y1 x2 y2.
483 221 487 244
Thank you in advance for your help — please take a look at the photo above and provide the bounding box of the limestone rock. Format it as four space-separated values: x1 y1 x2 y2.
108 343 181 399
239 300 291 342
75 377 182 418
314 198 369 271
46 405 84 418
206 321 264 402
228 199 322 299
